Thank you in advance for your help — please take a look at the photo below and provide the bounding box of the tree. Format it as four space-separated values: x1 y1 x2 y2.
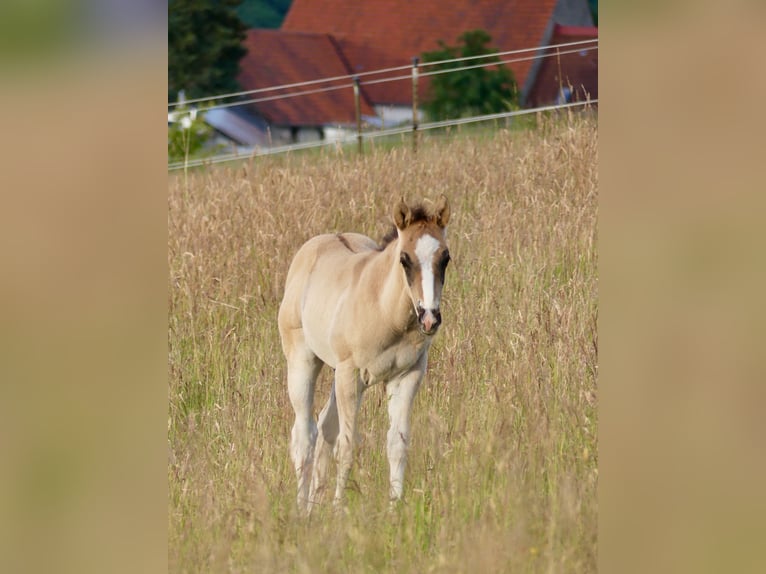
237 0 292 28
421 30 518 122
168 0 248 102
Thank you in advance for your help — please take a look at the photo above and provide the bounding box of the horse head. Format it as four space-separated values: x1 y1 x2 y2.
392 195 451 335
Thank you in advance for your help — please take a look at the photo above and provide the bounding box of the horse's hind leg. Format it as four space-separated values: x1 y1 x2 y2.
309 381 339 507
285 337 322 515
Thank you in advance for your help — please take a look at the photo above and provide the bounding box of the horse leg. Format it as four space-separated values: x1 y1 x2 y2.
309 381 338 509
386 362 426 503
285 340 323 515
333 363 365 508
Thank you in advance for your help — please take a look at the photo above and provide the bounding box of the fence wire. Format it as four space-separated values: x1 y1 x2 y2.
168 37 598 171
168 99 597 171
168 38 598 110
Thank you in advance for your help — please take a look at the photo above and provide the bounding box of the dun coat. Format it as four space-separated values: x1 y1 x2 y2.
278 196 451 513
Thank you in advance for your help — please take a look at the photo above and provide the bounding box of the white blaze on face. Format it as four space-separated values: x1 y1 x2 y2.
414 234 441 310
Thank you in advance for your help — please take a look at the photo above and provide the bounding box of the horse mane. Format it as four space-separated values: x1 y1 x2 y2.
377 202 433 250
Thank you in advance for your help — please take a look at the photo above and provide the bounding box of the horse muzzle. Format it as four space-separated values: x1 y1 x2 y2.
417 305 441 335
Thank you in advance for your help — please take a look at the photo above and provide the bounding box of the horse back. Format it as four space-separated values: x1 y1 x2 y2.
285 233 378 286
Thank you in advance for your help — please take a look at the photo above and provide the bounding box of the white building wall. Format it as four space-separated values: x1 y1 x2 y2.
295 127 324 144
374 105 424 127
324 126 355 143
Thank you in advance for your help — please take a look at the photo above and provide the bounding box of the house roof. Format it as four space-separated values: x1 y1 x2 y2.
525 24 598 107
238 29 376 126
204 106 271 147
281 0 591 106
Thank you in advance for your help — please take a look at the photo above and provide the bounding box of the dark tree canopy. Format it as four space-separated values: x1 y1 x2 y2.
588 0 598 26
237 0 292 28
168 0 248 102
421 30 518 122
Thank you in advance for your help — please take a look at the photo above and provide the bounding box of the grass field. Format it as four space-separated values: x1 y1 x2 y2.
168 112 598 573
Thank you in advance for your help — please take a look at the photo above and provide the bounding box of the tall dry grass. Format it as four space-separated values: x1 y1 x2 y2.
168 113 598 573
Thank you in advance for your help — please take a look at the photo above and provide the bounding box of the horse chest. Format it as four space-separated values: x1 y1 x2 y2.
360 335 429 385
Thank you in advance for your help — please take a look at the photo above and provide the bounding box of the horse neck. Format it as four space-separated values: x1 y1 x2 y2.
375 242 415 329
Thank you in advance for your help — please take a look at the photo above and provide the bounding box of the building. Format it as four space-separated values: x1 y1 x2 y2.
236 0 597 140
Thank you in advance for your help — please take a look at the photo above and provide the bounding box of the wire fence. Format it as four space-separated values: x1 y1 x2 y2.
168 37 598 171
169 38 598 112
363 45 598 87
168 99 597 171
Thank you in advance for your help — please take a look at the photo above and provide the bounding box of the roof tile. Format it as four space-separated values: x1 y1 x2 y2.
238 29 376 126
282 0 563 105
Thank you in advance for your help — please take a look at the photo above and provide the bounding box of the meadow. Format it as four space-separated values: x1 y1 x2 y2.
168 112 598 573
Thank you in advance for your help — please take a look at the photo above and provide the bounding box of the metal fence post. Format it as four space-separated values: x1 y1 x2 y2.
353 76 362 154
411 56 419 154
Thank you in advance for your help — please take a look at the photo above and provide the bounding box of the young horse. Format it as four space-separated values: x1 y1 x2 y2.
278 196 451 514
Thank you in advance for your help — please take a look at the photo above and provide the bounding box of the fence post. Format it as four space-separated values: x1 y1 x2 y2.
411 56 419 154
353 76 362 154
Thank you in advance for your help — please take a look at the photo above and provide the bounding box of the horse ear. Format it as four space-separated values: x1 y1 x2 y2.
435 194 450 227
393 197 411 230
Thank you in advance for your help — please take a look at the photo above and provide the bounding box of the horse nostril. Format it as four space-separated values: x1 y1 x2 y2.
416 306 442 333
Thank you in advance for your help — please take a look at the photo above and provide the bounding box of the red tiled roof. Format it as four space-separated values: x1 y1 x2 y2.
238 29 376 126
282 0 562 105
554 25 599 36
525 24 598 107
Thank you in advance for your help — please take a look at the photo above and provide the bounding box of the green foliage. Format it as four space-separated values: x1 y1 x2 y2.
168 0 248 101
588 0 598 26
237 0 292 28
168 107 214 163
421 30 518 122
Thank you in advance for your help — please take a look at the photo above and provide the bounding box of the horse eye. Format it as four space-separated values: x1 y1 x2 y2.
441 252 451 268
400 253 412 268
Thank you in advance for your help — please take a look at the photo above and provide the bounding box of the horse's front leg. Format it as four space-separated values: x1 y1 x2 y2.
333 363 365 508
386 358 426 503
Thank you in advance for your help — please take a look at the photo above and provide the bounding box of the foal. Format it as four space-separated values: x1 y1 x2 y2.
278 196 451 514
